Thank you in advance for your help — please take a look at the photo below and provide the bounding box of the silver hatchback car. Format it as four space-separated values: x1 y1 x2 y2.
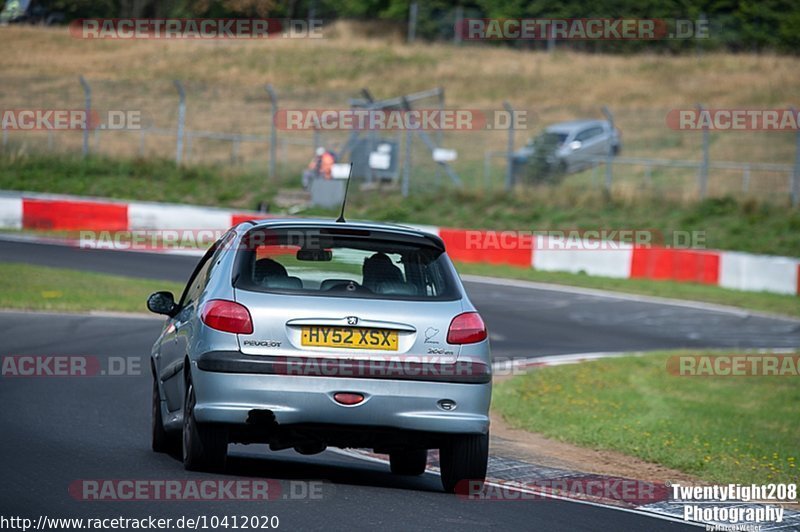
515 119 621 175
147 219 492 493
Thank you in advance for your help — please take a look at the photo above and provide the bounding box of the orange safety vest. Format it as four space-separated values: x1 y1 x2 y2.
308 152 335 179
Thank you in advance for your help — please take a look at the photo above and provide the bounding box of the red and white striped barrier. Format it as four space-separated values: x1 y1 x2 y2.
0 192 255 232
436 228 797 296
0 191 797 296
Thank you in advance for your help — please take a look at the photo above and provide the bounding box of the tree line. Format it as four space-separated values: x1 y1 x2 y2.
29 0 800 53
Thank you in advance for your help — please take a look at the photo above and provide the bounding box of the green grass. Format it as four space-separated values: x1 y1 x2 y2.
313 189 800 258
0 262 183 313
456 262 800 318
2 153 800 257
492 351 800 484
0 153 292 210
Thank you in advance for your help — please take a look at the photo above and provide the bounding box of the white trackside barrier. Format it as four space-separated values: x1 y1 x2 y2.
719 252 799 295
531 236 633 279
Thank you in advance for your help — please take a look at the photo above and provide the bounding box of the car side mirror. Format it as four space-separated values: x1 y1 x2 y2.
147 291 178 317
568 140 582 151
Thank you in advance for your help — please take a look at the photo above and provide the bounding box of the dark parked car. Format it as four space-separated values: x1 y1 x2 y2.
0 0 64 25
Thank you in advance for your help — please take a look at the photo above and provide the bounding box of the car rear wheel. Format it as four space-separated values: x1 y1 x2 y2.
182 381 228 471
389 449 428 476
439 432 489 494
151 376 179 454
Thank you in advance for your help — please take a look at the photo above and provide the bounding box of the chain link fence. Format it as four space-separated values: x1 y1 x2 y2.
1 75 798 205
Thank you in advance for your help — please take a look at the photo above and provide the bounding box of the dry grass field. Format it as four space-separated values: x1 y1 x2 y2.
2 23 799 198
3 24 798 108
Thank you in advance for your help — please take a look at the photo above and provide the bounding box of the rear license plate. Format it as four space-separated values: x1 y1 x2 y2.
301 326 398 351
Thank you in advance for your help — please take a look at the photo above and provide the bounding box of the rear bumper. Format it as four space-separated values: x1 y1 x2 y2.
196 351 491 384
190 352 491 435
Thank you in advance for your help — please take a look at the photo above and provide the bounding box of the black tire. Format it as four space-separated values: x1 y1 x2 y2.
182 382 228 471
389 449 428 476
439 432 489 494
151 376 180 454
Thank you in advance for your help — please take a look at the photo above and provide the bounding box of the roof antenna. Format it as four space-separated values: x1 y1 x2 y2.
336 163 354 223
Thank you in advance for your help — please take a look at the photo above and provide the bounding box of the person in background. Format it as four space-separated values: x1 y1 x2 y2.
302 147 335 189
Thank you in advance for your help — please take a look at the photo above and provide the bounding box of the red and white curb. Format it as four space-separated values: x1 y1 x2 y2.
1 190 798 296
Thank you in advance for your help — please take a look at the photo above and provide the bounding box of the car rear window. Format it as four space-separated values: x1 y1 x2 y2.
233 227 459 301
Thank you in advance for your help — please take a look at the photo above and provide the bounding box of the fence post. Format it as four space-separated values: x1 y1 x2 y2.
792 107 799 208
435 88 445 187
313 124 321 157
407 2 417 44
742 165 750 194
308 0 316 24
483 151 492 190
503 101 515 191
402 97 412 197
174 80 186 165
601 105 614 194
79 75 91 157
453 5 463 45
139 129 146 157
697 103 709 199
185 133 193 162
231 138 240 164
265 84 278 180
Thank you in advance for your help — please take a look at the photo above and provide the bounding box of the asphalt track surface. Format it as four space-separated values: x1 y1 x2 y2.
2 238 799 358
2 238 799 531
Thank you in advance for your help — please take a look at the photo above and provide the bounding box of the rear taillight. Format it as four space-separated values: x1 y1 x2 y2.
201 299 253 334
447 312 487 344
